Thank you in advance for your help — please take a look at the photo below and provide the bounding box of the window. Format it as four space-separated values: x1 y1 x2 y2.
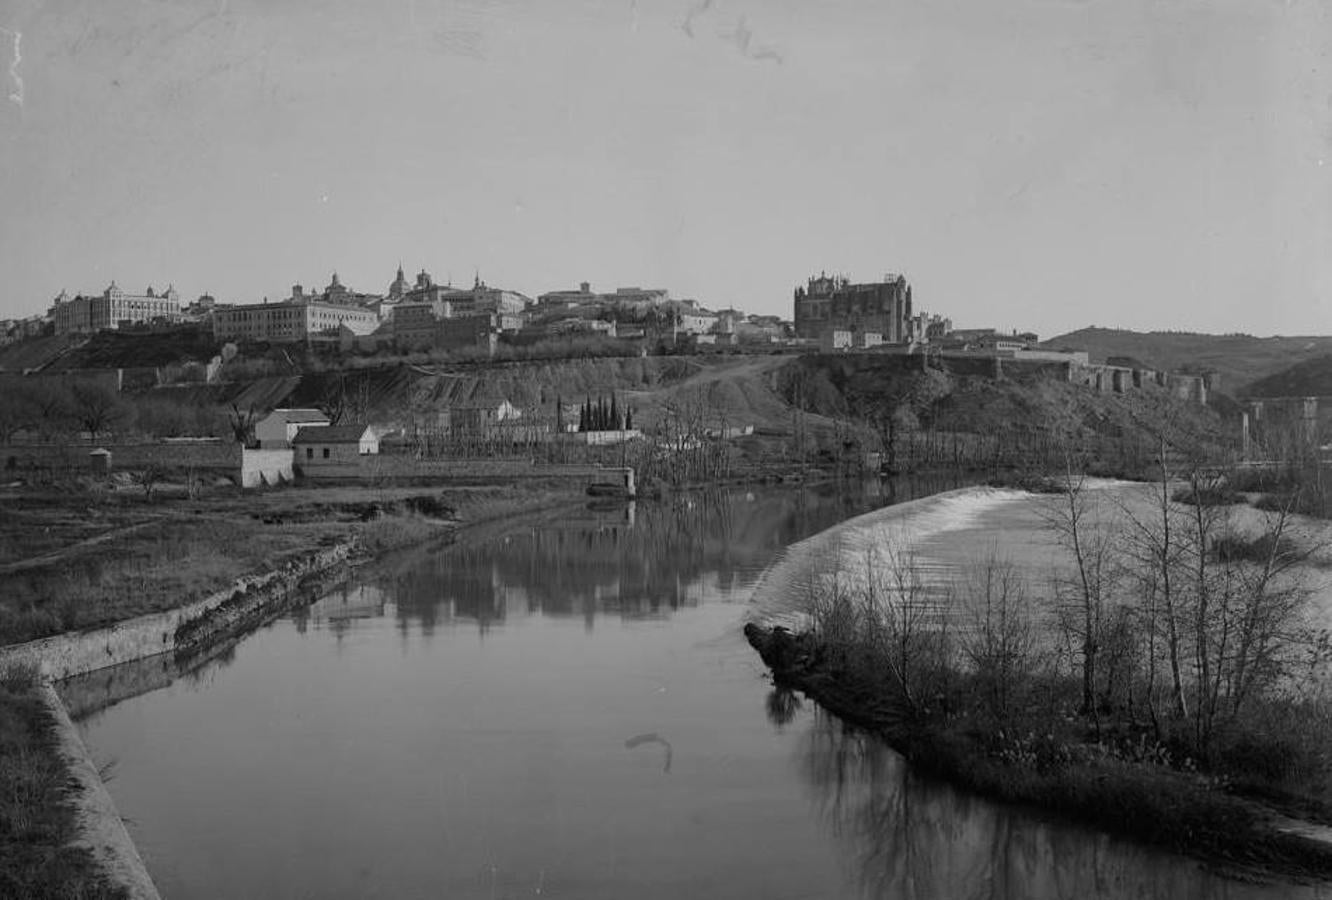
305 448 313 460
322 448 330 459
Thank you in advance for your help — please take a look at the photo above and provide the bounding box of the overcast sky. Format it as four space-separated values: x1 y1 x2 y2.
0 0 1328 337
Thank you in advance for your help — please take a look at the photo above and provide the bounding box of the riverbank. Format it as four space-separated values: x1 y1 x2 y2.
0 479 589 898
746 623 1332 882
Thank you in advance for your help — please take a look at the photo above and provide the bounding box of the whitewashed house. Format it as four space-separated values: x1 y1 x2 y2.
292 424 379 470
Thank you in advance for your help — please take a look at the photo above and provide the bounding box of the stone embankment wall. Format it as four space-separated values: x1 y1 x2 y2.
0 543 352 680
0 541 357 899
38 682 162 900
297 456 615 483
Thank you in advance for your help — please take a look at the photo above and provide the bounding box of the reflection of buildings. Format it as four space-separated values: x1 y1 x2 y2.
306 584 388 636
361 486 917 638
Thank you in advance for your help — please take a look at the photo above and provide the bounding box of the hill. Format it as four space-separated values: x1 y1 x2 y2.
1039 328 1332 396
43 329 220 371
0 334 85 373
1243 354 1332 399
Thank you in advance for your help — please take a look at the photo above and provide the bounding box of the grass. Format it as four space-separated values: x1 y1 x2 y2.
0 516 348 647
0 665 126 899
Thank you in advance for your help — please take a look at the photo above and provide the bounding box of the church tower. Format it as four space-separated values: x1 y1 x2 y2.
388 263 409 300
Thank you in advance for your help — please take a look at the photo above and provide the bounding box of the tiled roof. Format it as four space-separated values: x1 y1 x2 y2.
292 424 370 444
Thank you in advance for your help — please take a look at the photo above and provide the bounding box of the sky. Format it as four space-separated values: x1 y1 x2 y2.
0 0 1328 338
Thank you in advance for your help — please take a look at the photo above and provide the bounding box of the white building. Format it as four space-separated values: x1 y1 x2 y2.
254 409 331 449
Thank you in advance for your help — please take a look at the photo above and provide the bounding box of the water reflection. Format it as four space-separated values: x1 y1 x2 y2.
766 687 803 728
356 479 964 637
794 708 1329 900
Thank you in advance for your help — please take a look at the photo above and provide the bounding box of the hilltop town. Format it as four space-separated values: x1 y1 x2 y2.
4 265 1208 385
2 262 1308 496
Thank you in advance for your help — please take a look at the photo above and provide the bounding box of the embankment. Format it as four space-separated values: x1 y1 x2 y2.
0 543 354 681
0 541 358 899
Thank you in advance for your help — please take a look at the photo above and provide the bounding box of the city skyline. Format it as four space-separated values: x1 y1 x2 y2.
1 0 1328 337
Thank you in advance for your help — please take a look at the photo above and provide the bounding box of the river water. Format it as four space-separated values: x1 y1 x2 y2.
72 482 1332 899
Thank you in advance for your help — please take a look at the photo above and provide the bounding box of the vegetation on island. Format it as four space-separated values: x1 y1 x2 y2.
748 391 1332 880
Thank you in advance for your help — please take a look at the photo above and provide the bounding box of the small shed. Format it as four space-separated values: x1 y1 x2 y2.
89 448 112 474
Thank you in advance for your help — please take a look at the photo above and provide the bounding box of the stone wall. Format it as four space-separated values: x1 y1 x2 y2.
0 544 352 680
39 682 162 900
2 441 240 476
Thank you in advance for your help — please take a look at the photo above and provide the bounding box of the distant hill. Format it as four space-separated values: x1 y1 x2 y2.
1039 328 1332 396
1243 355 1332 399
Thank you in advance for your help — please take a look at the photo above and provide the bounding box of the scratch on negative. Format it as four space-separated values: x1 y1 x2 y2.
0 27 22 107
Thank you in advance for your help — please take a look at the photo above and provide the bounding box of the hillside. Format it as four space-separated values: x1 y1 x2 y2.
0 334 85 373
1039 328 1332 395
44 330 220 371
1243 354 1332 399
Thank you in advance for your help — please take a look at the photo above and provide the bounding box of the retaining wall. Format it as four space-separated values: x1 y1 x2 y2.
0 543 352 680
2 441 240 475
39 682 162 900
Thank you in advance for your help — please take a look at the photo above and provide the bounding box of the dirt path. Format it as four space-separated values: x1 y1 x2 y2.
0 518 167 576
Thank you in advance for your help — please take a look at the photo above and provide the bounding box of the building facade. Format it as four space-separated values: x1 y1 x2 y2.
212 299 380 343
792 272 912 342
51 283 182 335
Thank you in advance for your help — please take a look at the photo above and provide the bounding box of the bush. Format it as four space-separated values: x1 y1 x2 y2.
1210 532 1297 564
1172 484 1242 506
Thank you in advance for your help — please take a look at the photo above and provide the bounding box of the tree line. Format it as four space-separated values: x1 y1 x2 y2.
0 377 230 444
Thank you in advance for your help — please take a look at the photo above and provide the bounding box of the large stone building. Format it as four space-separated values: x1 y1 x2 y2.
289 273 381 308
792 272 912 342
50 283 182 335
443 276 529 332
212 298 379 343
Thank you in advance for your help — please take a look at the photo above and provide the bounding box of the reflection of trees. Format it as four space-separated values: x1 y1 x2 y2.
366 483 949 633
795 708 1280 900
765 688 802 727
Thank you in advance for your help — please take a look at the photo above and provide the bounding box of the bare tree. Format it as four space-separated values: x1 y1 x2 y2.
1040 448 1120 727
133 463 163 502
959 549 1038 725
69 379 131 443
228 403 259 447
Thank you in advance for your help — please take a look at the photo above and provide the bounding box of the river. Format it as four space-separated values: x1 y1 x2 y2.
71 481 1332 899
